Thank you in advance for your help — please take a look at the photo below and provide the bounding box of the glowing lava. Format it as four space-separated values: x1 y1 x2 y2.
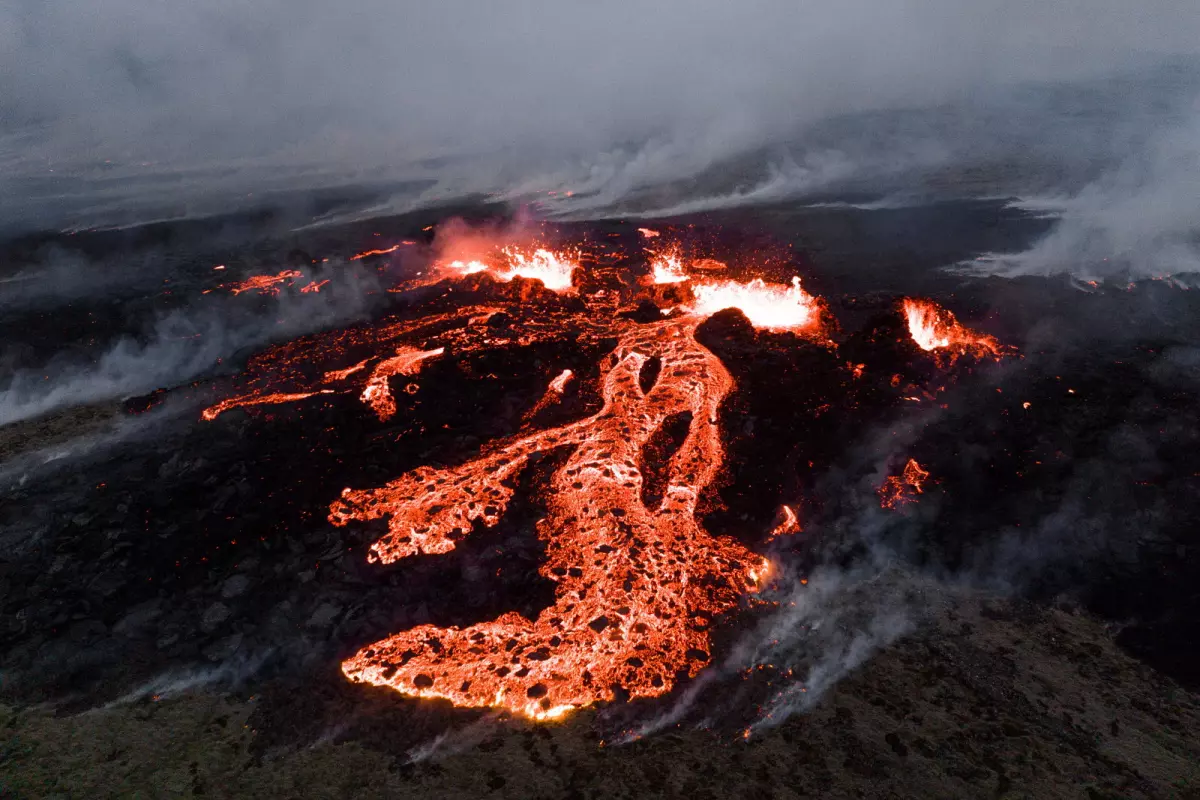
440 248 578 292
498 247 577 291
650 250 689 284
878 458 930 509
197 231 1014 724
334 317 768 719
767 505 801 540
200 391 333 422
351 244 404 260
549 369 574 393
200 308 495 421
360 347 445 421
692 276 820 332
445 259 490 276
213 269 304 296
902 298 1000 362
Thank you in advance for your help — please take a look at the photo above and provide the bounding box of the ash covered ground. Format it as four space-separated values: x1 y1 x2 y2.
2 193 1200 798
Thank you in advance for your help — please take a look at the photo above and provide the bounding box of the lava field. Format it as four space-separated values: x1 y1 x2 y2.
2 201 1200 777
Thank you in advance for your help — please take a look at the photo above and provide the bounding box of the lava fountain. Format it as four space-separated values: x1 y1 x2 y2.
692 277 821 331
902 298 1000 362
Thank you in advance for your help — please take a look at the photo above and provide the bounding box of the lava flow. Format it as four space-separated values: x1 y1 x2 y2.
197 231 1007 723
360 347 445 421
334 316 770 719
206 269 304 296
878 458 930 509
200 307 498 421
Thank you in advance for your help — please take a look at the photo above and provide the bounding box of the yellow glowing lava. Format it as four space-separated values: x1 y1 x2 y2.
691 276 820 331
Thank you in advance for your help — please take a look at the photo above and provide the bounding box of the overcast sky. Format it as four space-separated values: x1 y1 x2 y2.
3 0 1199 174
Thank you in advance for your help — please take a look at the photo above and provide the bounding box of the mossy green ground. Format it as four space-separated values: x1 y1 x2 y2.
4 594 1198 799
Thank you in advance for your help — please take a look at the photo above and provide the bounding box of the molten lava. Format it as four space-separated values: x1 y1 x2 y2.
351 244 404 261
692 276 820 332
498 247 577 291
197 230 1013 723
213 269 304 296
878 458 930 509
200 308 496 421
200 391 333 422
440 247 578 292
650 250 689 284
334 317 768 719
360 347 445 421
767 505 802 539
548 369 574 394
902 298 1000 363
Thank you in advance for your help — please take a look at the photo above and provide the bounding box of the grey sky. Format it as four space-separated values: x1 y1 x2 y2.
4 0 1199 172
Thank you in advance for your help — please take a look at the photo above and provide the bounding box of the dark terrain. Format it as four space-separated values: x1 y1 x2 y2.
2 194 1199 798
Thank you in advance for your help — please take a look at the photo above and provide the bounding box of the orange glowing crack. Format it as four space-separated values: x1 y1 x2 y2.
360 347 445 421
878 458 930 509
218 269 304 296
200 390 334 421
323 359 372 382
351 245 403 261
332 318 768 720
200 308 496 422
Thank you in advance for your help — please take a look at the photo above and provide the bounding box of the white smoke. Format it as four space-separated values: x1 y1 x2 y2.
0 263 384 426
3 1 1200 232
101 650 274 708
967 100 1200 281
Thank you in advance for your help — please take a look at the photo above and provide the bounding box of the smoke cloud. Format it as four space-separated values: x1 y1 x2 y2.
0 262 385 426
972 101 1200 280
3 1 1200 232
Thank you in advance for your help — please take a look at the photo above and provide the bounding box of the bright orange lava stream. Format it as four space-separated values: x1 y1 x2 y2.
201 390 333 422
902 298 1000 361
333 317 769 720
200 308 496 421
351 244 404 261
